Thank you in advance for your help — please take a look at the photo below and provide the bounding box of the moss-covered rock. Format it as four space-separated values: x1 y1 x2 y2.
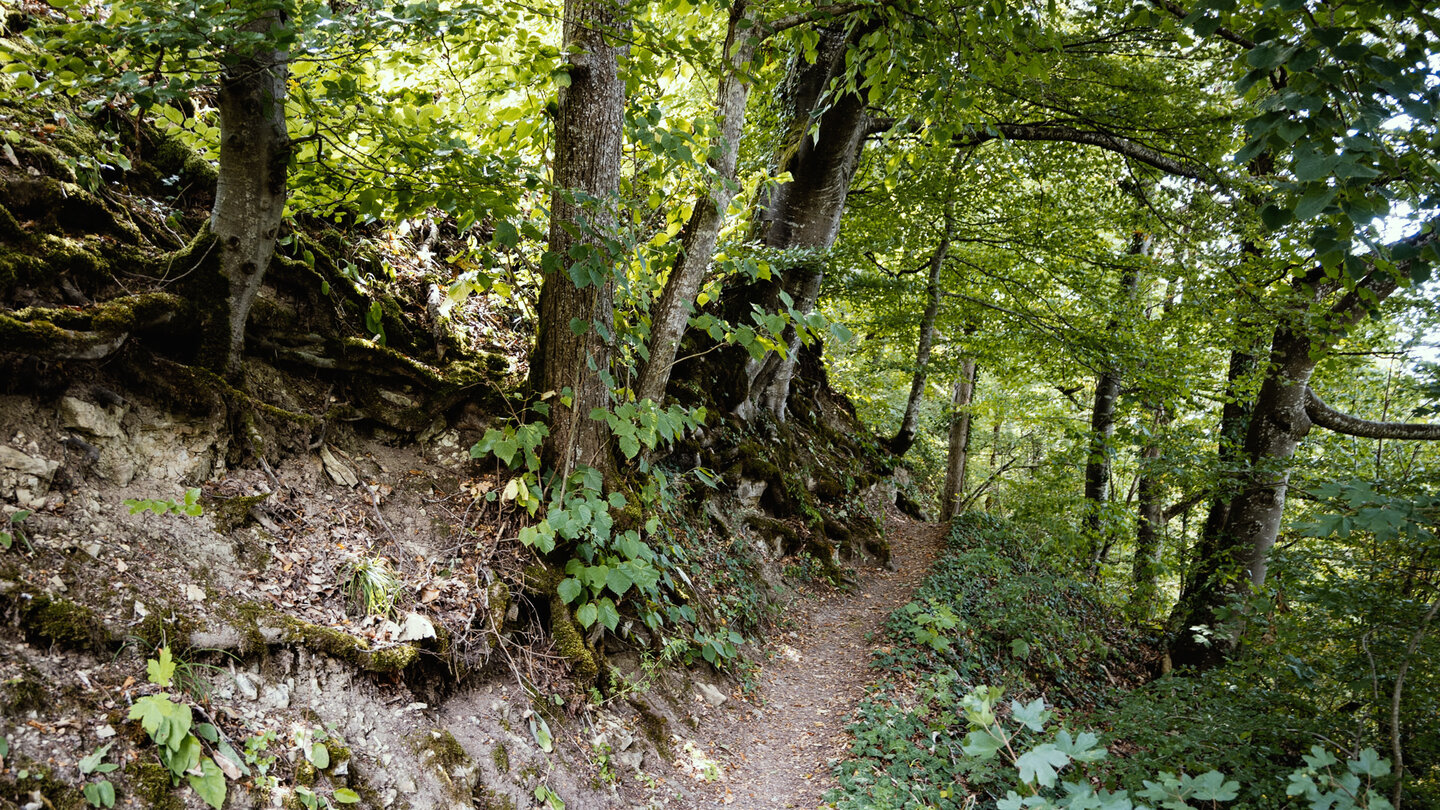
278 616 419 674
207 492 270 533
125 759 183 810
19 593 114 652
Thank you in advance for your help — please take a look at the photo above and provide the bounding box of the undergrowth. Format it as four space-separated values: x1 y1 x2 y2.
828 514 1391 810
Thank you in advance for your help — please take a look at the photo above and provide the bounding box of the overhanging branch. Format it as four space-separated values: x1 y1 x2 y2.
954 124 1218 182
1306 388 1440 441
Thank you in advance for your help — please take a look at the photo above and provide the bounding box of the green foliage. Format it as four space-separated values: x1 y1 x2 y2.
0 509 31 552
127 647 226 810
79 742 118 808
125 488 203 517
341 556 400 619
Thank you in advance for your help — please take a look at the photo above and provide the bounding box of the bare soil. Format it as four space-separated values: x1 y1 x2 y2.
685 513 946 809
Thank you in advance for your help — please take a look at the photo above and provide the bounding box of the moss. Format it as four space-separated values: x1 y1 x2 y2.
411 728 476 803
476 788 517 810
745 515 804 555
20 594 114 652
2 676 47 713
550 593 599 682
207 492 270 533
125 759 182 810
633 703 672 761
491 741 510 774
294 757 318 787
279 616 419 674
132 607 199 653
0 763 86 809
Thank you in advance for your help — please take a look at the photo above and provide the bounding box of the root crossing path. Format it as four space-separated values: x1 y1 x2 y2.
691 514 946 809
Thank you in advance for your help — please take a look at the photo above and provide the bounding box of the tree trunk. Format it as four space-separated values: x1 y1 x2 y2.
1083 232 1148 569
1166 260 1410 669
938 358 977 522
1130 404 1171 619
210 10 290 380
532 0 626 478
986 418 1002 512
634 0 758 405
733 22 874 423
889 210 954 456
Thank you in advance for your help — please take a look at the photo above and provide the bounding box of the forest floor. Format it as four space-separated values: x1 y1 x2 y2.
685 513 947 809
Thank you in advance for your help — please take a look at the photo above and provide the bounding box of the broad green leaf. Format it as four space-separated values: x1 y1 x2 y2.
148 647 177 688
530 713 553 752
961 728 1005 759
558 577 583 604
1015 743 1069 787
1187 770 1239 801
334 788 361 803
1010 698 1050 732
309 742 330 769
187 757 227 810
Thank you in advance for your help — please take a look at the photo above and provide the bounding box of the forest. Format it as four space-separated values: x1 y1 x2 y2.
0 0 1437 807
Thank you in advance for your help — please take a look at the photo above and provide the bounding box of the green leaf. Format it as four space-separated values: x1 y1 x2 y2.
309 742 330 769
1188 770 1240 801
961 728 1005 759
83 780 115 808
1015 743 1069 788
186 757 226 810
595 597 620 631
575 602 598 628
1295 186 1336 221
558 577 583 604
148 647 177 688
530 713 554 752
79 743 112 775
334 788 361 804
1010 698 1050 732
1349 748 1390 778
604 567 633 596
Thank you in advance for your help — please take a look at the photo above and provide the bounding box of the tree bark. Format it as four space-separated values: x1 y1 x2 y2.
532 0 626 478
1130 404 1171 619
634 0 758 405
210 9 291 379
1084 231 1148 570
733 22 874 423
938 358 977 522
889 210 954 456
1305 388 1440 440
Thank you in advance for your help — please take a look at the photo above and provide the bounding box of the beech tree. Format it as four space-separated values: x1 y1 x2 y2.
531 0 628 477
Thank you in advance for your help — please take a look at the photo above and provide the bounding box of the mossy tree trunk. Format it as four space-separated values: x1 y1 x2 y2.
531 0 627 479
635 0 759 406
732 22 874 423
210 8 291 380
1167 224 1437 670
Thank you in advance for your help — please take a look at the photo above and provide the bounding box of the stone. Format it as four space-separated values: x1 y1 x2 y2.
695 682 727 707
396 612 436 642
59 396 125 438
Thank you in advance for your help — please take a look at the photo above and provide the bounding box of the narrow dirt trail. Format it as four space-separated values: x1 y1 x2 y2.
690 512 947 809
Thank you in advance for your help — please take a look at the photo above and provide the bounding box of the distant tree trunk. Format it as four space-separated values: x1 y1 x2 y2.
938 358 977 521
1165 340 1259 667
890 210 954 456
1130 404 1171 619
532 0 626 478
986 418 1002 512
733 22 874 423
209 10 290 380
635 0 758 405
1166 228 1439 669
1084 231 1148 570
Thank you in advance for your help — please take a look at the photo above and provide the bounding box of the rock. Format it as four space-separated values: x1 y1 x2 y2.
185 584 206 601
94 724 116 739
396 612 436 642
695 682 727 707
59 396 125 438
320 445 360 487
259 681 291 710
618 748 645 772
234 673 260 701
0 446 59 506
396 776 417 794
